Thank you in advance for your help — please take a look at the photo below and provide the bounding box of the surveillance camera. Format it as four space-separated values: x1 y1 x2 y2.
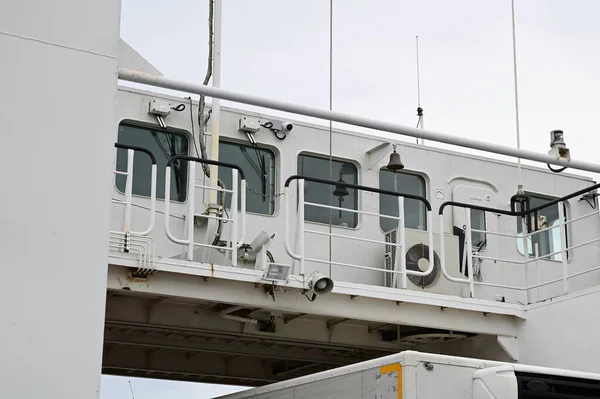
281 122 293 132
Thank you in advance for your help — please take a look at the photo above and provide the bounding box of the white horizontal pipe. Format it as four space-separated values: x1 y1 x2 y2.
218 306 258 325
118 68 600 173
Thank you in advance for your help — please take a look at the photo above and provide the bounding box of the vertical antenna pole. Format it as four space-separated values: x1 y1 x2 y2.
511 0 524 193
416 36 425 145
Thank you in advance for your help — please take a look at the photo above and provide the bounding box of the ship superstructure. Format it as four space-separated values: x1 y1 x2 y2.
3 0 600 398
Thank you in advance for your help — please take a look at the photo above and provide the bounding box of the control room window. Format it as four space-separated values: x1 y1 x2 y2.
297 154 358 228
517 194 568 261
115 123 189 202
471 209 487 249
379 170 426 232
218 141 276 215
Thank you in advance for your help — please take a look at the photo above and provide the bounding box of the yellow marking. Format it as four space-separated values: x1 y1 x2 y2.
379 363 402 399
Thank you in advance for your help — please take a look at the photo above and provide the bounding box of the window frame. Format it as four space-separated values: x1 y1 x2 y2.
515 192 570 262
378 168 428 233
114 120 192 203
470 208 487 251
217 138 278 217
297 151 361 229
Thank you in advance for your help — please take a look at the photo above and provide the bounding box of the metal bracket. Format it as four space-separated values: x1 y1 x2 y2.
366 142 392 170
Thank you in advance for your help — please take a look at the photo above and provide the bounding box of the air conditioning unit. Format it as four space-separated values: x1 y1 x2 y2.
384 228 463 296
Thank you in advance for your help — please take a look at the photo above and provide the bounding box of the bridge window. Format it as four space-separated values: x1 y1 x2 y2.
517 194 568 261
297 154 358 228
218 141 276 215
471 209 487 248
115 123 189 202
379 170 426 232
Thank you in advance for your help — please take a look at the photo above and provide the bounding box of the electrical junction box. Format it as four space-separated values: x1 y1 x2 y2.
239 117 260 133
148 100 171 116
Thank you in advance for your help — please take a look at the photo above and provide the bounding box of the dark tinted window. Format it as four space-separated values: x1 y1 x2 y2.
218 141 276 215
379 169 426 232
115 123 189 202
297 154 358 228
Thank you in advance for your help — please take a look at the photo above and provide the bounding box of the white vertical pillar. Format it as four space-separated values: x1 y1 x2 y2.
208 0 223 204
298 179 306 276
186 160 196 261
230 169 238 267
0 0 120 398
398 196 407 289
558 202 569 294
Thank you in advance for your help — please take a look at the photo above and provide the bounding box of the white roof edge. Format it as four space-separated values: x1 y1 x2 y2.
115 85 594 182
118 39 162 76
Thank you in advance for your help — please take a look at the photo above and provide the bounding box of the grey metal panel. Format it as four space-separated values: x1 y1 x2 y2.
0 0 120 398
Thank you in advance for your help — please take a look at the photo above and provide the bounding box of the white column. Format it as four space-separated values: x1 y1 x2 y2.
0 0 120 398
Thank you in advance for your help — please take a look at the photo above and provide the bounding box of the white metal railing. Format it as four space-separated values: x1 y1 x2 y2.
439 182 600 301
111 143 157 236
283 175 434 289
163 155 246 266
109 142 600 304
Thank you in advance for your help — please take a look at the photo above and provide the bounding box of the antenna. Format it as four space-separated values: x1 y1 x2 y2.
129 380 136 399
415 36 424 145
510 0 524 194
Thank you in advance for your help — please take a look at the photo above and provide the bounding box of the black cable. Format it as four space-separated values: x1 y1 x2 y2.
171 103 186 112
580 196 597 209
186 97 201 158
547 163 567 173
273 131 287 140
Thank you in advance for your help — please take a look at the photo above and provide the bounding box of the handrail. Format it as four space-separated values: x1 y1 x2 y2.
284 175 432 211
113 143 157 236
163 155 247 266
114 143 157 164
284 175 434 287
438 181 600 299
439 182 600 217
166 155 246 180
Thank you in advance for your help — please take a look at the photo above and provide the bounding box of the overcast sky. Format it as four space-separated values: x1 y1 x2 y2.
106 0 600 397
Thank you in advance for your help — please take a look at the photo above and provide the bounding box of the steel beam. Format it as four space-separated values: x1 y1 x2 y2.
118 68 600 174
104 330 362 365
107 265 519 337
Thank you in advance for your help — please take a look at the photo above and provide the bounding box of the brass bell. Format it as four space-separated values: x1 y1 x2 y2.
387 145 404 171
333 177 349 197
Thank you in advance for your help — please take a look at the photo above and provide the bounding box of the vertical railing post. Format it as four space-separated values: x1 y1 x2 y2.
465 209 475 298
398 196 407 289
298 179 306 276
426 210 434 279
186 160 196 261
521 216 530 303
238 179 246 248
123 149 134 233
558 201 569 294
230 169 238 267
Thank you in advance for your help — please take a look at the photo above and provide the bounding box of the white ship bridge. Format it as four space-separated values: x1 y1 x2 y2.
104 82 600 386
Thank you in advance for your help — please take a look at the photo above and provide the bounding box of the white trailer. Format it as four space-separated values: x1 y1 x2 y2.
216 351 600 399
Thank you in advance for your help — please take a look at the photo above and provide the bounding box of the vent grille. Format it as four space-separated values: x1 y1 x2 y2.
384 230 397 288
516 371 600 398
406 243 440 288
384 231 440 288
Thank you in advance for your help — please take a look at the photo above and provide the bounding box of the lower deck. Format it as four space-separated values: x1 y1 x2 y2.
103 262 520 386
